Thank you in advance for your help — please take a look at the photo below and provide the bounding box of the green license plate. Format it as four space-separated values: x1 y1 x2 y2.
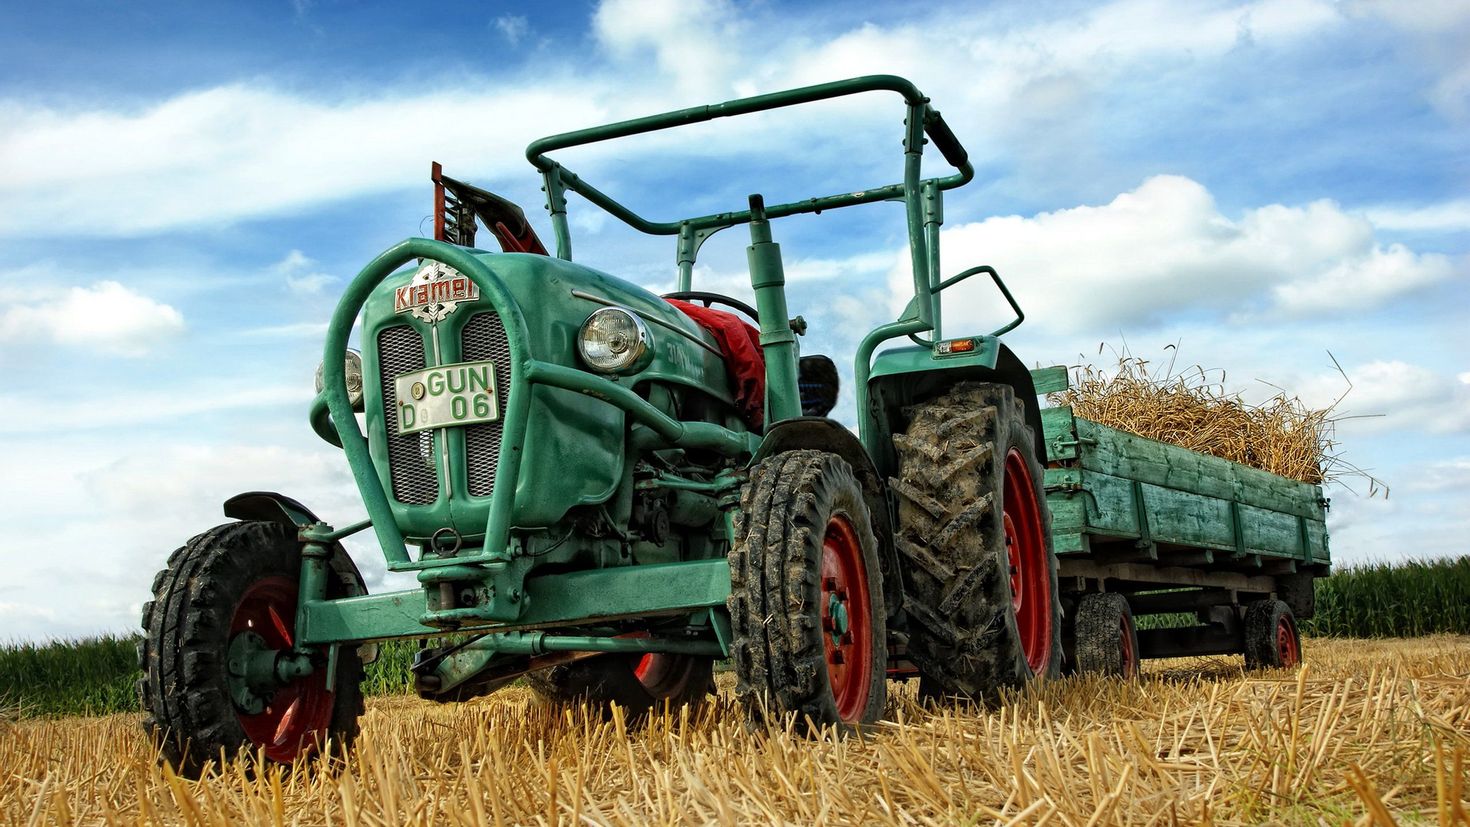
394 360 499 435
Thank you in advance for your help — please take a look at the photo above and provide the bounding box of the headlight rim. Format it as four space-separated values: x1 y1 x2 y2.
315 347 365 410
577 306 654 375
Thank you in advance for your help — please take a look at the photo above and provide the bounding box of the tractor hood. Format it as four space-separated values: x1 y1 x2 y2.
357 250 734 542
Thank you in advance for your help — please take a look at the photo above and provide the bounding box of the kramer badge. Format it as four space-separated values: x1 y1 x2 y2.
394 261 480 323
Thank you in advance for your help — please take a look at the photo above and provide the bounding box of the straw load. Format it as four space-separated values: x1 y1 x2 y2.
1046 347 1377 491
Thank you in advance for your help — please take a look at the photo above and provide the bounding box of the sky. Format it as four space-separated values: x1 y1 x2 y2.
0 0 1466 641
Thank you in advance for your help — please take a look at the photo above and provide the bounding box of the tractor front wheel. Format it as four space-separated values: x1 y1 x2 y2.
729 449 888 729
138 521 363 777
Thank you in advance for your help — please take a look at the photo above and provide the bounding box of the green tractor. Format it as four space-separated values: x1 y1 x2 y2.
139 75 1059 775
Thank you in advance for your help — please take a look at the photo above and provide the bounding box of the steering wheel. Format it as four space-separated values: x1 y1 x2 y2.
662 291 760 324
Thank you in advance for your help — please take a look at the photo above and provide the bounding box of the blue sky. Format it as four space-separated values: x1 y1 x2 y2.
1 0 1466 640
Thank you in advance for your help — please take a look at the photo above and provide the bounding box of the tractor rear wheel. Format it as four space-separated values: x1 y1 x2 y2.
138 521 364 778
1073 593 1140 677
1244 598 1301 669
729 449 888 729
891 382 1061 701
524 653 712 720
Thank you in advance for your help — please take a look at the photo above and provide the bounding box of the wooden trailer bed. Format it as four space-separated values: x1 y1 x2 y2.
1031 367 1331 663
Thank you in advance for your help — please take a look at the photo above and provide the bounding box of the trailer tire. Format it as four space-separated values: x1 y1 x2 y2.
1074 593 1140 678
1244 599 1301 669
891 382 1062 701
138 521 364 778
729 449 888 729
525 654 712 720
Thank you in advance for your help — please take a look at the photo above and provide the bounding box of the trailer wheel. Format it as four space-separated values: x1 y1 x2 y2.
1244 599 1301 669
1074 593 1140 678
729 449 888 729
524 653 712 720
138 522 363 778
891 382 1062 700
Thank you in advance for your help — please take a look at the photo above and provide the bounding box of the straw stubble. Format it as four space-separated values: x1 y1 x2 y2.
4 636 1467 825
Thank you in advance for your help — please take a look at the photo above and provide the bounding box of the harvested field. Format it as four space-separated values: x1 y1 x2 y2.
4 637 1468 825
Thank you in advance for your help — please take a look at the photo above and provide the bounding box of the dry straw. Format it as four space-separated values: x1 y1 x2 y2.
3 636 1467 825
1048 344 1385 494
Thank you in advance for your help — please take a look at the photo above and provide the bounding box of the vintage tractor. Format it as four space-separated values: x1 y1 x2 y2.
138 75 1061 775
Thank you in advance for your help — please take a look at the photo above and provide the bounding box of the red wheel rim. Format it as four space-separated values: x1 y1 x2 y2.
633 654 654 681
819 514 873 722
1275 614 1300 667
1003 448 1053 675
1120 613 1138 677
229 576 335 763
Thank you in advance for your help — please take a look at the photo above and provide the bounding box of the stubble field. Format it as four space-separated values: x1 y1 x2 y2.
4 635 1468 826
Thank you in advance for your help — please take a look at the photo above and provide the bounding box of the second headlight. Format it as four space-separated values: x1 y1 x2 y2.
577 307 653 374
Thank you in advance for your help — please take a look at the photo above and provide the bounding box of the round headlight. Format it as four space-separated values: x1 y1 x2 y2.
315 348 365 410
578 307 652 374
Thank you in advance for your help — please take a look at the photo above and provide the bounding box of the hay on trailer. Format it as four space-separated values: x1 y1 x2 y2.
1047 346 1381 492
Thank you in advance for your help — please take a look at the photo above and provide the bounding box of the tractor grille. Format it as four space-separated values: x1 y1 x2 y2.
460 311 511 497
377 325 439 505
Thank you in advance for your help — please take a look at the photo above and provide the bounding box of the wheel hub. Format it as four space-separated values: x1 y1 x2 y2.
229 576 336 762
1002 448 1053 675
819 515 873 722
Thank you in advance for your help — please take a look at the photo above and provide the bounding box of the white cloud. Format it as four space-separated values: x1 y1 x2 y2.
593 0 741 99
903 176 1457 333
1403 457 1470 493
494 14 529 45
1364 199 1470 233
0 0 1370 243
0 383 308 434
1295 359 1470 435
0 83 609 238
0 436 412 641
0 280 184 356
273 249 337 295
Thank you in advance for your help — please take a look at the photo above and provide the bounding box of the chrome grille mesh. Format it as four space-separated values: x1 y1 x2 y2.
377 325 438 505
460 312 510 497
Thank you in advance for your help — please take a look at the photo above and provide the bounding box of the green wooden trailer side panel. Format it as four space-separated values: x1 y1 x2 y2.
1040 404 1329 565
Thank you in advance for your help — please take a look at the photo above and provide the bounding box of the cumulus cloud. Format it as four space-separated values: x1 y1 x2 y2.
0 280 184 356
0 83 609 238
1364 199 1470 233
1295 360 1470 435
274 249 337 295
900 176 1457 334
0 436 411 640
593 0 741 99
494 14 529 46
0 0 1376 242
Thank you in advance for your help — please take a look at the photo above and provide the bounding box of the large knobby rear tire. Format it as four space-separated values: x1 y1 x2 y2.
138 522 364 778
891 382 1062 701
525 653 713 720
1244 598 1302 669
729 449 888 730
1073 593 1140 678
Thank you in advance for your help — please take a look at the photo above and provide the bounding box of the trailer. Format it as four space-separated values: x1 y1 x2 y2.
1031 366 1331 675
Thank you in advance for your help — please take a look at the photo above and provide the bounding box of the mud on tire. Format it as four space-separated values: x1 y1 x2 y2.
729 449 888 729
890 382 1061 700
138 521 364 778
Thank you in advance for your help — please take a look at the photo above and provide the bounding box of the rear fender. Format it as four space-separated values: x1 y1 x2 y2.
752 418 902 620
223 492 369 598
865 339 1045 480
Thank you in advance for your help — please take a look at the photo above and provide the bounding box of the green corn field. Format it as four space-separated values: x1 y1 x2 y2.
1302 555 1470 638
4 555 1466 719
